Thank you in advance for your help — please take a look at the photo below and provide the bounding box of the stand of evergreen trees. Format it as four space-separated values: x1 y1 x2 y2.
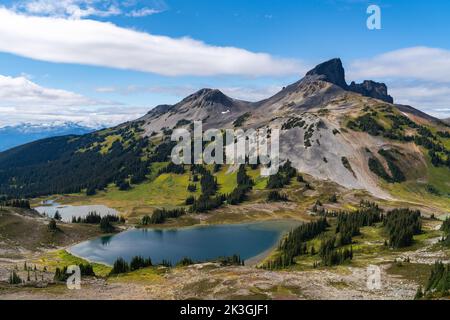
189 165 254 213
189 194 226 213
416 261 450 299
116 180 131 191
266 160 297 189
262 218 328 270
141 208 186 225
267 191 288 202
187 165 221 213
226 165 254 205
110 255 208 275
71 212 122 233
440 218 450 247
368 149 406 183
148 140 177 162
217 254 244 266
54 264 95 282
347 113 385 136
378 149 406 182
200 168 219 197
176 257 194 267
8 270 22 284
48 219 58 232
335 202 383 246
0 126 154 198
441 218 450 236
158 163 185 175
187 184 197 192
174 255 244 267
263 201 386 270
348 112 450 171
129 256 153 271
100 216 115 233
318 236 353 266
185 195 195 205
0 198 30 209
109 257 130 275
71 212 122 224
109 256 153 275
383 208 422 248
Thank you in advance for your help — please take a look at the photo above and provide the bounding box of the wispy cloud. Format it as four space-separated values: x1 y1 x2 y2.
0 74 101 106
348 47 450 83
11 0 122 19
10 0 166 19
389 82 450 118
126 7 161 17
0 8 304 77
0 73 146 127
347 47 450 118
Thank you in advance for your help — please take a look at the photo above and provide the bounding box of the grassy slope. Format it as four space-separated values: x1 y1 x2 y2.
0 208 103 258
351 107 450 213
261 217 443 272
56 165 267 215
56 162 197 214
34 250 111 277
385 152 450 214
215 166 238 194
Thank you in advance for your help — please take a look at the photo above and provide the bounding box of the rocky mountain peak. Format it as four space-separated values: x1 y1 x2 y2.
146 104 173 117
305 58 393 103
305 58 348 89
349 80 394 104
183 88 233 107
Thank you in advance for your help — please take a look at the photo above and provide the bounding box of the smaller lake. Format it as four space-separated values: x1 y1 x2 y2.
34 201 118 222
69 221 298 266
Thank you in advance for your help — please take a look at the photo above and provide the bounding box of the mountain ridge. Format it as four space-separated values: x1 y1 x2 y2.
0 58 449 210
0 122 94 152
140 58 399 134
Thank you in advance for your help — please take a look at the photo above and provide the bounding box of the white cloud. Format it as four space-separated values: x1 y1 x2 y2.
0 74 100 106
0 105 149 128
0 73 146 127
12 0 122 19
10 0 166 19
126 7 161 17
347 47 450 118
0 8 304 77
348 47 450 83
389 83 450 118
95 86 117 93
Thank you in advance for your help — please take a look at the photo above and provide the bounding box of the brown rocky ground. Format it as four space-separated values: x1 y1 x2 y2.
0 262 417 300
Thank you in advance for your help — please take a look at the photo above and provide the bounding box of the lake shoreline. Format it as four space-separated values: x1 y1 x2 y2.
68 220 300 267
32 199 303 268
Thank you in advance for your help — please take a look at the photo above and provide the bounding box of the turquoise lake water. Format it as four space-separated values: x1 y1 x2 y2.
69 220 297 266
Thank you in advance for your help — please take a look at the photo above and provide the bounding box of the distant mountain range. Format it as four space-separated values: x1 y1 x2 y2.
0 122 94 152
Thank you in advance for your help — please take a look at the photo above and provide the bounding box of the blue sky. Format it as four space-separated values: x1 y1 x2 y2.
0 0 450 127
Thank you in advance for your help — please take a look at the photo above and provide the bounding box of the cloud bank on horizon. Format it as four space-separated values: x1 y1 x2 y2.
0 2 449 127
0 73 147 128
